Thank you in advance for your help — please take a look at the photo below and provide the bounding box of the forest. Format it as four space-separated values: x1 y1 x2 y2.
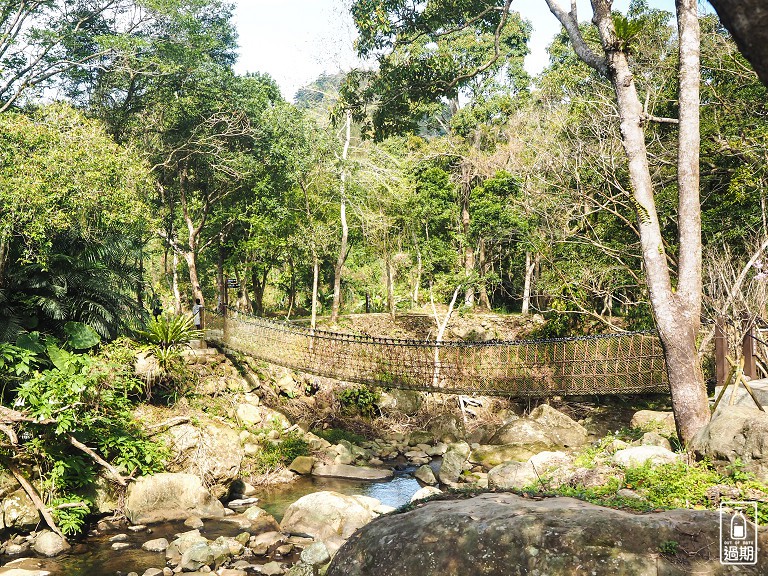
1 0 768 544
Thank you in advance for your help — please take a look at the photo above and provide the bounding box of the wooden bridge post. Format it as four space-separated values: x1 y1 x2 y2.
715 316 727 387
742 316 757 380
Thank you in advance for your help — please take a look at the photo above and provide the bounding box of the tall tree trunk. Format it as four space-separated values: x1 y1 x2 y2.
287 255 296 318
172 252 181 314
311 251 319 330
216 240 226 313
412 237 422 306
463 201 474 307
386 255 395 319
0 233 8 288
522 252 536 315
547 0 708 444
331 111 352 323
478 238 491 309
251 266 269 315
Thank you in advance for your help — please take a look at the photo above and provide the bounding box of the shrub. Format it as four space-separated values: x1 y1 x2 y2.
313 427 367 445
252 430 309 473
337 386 380 417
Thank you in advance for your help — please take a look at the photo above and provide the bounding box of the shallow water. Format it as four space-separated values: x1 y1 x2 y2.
1 468 425 576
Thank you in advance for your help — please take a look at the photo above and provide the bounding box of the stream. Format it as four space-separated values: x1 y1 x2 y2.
1 468 426 576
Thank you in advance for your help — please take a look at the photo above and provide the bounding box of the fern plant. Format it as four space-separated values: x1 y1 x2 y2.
138 313 202 371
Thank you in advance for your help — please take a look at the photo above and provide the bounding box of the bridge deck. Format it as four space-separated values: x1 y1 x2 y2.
206 311 669 397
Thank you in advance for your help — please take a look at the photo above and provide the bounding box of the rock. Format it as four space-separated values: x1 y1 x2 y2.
304 432 332 451
161 420 243 499
312 464 393 481
1 488 39 531
565 466 624 489
218 570 248 576
437 442 470 485
414 465 437 485
180 542 215 572
377 389 422 416
468 444 539 469
713 380 768 414
611 446 682 468
487 418 557 450
280 491 379 552
260 562 285 575
249 531 285 555
142 538 170 552
242 506 281 533
125 473 225 524
488 451 572 490
135 351 162 385
228 497 260 512
111 542 131 550
410 487 442 503
527 405 589 447
109 533 129 542
300 541 331 566
288 456 315 475
427 413 465 443
639 431 672 450
184 516 204 529
285 564 314 576
691 406 768 481
630 410 677 436
141 569 164 576
327 493 768 575
32 531 70 557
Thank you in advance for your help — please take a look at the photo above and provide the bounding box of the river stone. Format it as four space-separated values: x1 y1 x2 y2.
180 542 215 572
285 564 314 576
1 488 39 531
488 451 571 490
288 456 315 475
312 464 393 481
428 413 465 443
410 486 442 503
414 465 437 485
468 444 539 469
241 506 281 533
437 442 470 485
142 538 169 552
611 445 682 468
691 406 768 481
630 410 677 436
300 541 331 566
327 493 768 576
527 405 589 447
32 531 70 557
280 491 380 552
141 569 163 576
249 531 286 554
125 473 226 524
184 515 204 529
260 562 285 576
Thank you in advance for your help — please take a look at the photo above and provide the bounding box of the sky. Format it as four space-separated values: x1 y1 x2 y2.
232 1 680 102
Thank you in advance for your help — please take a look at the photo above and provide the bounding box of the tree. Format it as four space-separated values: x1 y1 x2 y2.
348 0 711 443
708 0 768 87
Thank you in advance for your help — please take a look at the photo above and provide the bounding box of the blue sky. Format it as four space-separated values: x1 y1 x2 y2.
231 1 681 101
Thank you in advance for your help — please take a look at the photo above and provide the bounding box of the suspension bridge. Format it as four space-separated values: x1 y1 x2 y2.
205 310 669 397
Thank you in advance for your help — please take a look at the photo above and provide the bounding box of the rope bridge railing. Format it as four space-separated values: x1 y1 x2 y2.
205 310 669 397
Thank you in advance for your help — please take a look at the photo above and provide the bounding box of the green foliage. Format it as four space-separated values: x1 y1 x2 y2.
251 430 309 473
138 313 202 371
624 461 721 509
658 540 679 555
313 427 367 445
337 386 380 418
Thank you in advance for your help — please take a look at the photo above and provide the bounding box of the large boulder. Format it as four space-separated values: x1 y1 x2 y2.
527 405 589 447
377 389 422 416
468 444 539 469
630 410 677 436
691 407 768 481
125 473 226 524
328 493 768 576
611 445 683 468
279 491 380 552
1 488 39 531
161 420 243 498
488 451 572 490
487 418 557 450
312 464 393 481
